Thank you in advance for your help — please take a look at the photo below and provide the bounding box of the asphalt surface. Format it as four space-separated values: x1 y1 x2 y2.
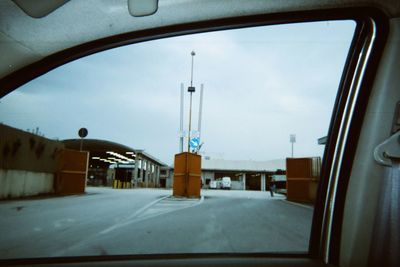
0 187 313 259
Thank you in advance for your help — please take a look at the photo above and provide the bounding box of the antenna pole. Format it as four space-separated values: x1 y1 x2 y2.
187 51 196 152
179 83 184 153
188 91 193 152
198 84 204 140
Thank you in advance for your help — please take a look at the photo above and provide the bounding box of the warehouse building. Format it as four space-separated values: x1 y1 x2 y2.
201 158 286 191
166 157 286 191
62 139 286 191
63 139 169 188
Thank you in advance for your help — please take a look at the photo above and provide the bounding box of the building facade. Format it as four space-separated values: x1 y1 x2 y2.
166 158 286 191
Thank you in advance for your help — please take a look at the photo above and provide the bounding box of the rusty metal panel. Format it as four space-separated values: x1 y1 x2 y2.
286 158 312 179
173 174 186 196
55 172 86 194
57 149 88 172
173 153 187 196
188 153 201 174
187 174 201 197
173 152 201 198
286 178 312 202
55 149 88 194
174 152 187 173
286 157 321 203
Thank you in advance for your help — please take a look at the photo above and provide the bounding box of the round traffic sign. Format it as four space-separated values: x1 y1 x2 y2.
78 128 88 138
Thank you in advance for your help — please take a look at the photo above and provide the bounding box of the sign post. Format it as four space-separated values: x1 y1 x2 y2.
78 127 88 151
187 51 196 152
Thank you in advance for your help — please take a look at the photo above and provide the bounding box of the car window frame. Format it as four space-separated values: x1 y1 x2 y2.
0 6 389 266
314 8 389 265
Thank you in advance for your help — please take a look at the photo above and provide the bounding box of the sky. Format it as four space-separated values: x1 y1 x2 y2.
0 20 355 165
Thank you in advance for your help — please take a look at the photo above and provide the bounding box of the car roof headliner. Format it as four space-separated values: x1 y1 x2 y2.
0 0 399 93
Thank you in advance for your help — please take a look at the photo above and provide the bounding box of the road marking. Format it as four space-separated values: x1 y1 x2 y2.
53 218 76 229
281 200 314 210
100 196 203 235
99 196 169 234
54 196 204 256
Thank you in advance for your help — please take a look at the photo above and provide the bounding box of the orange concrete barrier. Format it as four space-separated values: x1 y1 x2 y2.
286 157 321 203
173 152 201 198
55 149 88 194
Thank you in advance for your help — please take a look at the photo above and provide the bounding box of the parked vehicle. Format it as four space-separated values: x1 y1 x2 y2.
209 180 218 189
221 177 231 190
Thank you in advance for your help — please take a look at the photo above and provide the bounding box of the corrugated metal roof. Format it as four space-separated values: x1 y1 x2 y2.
62 139 168 166
201 158 286 172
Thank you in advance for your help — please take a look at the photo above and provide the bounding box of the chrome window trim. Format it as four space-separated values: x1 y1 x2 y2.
321 18 377 263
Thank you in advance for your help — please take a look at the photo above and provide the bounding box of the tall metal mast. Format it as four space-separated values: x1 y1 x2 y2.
179 83 184 152
187 51 196 152
198 83 204 141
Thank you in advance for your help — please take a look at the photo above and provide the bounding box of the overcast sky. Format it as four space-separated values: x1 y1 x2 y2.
0 20 355 165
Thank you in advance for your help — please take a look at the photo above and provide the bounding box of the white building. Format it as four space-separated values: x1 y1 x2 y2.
167 158 286 191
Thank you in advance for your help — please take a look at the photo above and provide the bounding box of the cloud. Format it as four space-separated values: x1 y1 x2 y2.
0 21 355 164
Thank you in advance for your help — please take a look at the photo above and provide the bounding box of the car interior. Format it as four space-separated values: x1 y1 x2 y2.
0 0 399 266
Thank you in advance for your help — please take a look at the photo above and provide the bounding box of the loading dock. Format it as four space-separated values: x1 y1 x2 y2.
63 139 168 188
196 158 286 191
245 172 262 191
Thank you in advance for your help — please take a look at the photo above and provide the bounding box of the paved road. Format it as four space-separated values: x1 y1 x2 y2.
0 187 313 259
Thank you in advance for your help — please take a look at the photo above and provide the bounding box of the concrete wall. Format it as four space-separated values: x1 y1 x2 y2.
0 170 54 199
0 124 65 199
1 124 64 172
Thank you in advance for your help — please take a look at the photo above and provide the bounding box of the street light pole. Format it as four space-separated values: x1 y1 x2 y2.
190 51 195 87
291 142 294 158
290 134 296 158
179 83 184 153
187 51 196 153
188 92 193 152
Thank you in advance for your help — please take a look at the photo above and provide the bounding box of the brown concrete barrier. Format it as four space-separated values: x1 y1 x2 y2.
286 157 321 203
55 149 88 194
173 152 201 198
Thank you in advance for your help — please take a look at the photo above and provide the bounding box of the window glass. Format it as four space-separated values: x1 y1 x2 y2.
0 20 355 258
